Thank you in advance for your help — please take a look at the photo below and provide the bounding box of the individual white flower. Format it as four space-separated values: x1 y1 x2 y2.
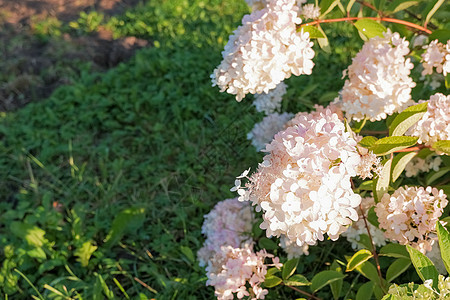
422 40 450 76
253 82 287 114
299 4 320 19
405 155 442 177
236 111 363 246
211 0 314 101
247 112 294 151
340 30 415 121
408 93 450 151
375 186 448 254
342 197 387 249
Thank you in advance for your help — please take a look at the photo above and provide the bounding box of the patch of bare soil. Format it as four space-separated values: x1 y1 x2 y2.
0 0 149 111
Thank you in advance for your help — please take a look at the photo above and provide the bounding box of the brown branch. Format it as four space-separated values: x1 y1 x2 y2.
301 17 432 34
284 284 322 300
393 145 426 153
360 130 389 135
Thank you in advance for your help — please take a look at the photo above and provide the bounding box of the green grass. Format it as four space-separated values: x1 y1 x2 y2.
0 0 380 299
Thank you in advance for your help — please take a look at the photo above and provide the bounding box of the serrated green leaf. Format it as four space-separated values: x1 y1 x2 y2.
359 136 378 148
380 243 410 259
389 102 428 136
371 136 418 156
437 222 450 273
300 25 325 38
282 258 299 280
433 140 450 156
386 0 418 13
386 258 411 282
391 152 417 182
373 158 391 202
264 276 282 288
310 270 345 293
74 241 98 267
284 274 311 286
356 281 374 300
426 166 450 185
354 19 387 39
259 237 278 251
347 249 373 272
406 245 439 289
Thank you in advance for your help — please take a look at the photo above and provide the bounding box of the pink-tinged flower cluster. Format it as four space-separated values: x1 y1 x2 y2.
300 4 320 19
198 198 281 300
422 39 450 76
354 136 382 180
211 0 314 101
375 186 448 254
340 30 415 121
409 93 450 152
342 197 387 249
405 155 442 177
247 112 294 151
234 111 363 246
284 101 344 128
252 82 287 114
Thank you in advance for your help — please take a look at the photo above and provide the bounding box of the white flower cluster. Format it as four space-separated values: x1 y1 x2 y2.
387 275 450 299
375 186 448 254
279 235 310 258
300 4 320 19
247 112 294 151
211 0 314 101
409 93 450 151
405 155 442 177
252 82 287 114
198 198 281 300
340 30 415 121
422 39 450 76
342 197 387 249
234 111 365 246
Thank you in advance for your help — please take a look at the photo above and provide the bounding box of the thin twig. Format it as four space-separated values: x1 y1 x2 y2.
301 17 432 34
393 145 426 153
284 284 322 300
360 130 389 135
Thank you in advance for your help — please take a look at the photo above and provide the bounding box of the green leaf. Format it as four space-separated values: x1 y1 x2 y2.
359 180 374 191
354 261 380 284
180 246 195 263
389 102 428 136
10 222 46 248
320 0 341 17
373 158 391 202
282 258 299 280
433 140 450 156
446 73 450 89
356 281 374 300
259 237 278 251
74 241 98 267
284 274 311 286
264 276 282 288
425 0 445 28
406 245 439 289
300 25 325 39
429 29 450 44
380 243 410 259
417 147 434 159
391 152 417 182
104 207 146 248
346 249 373 272
329 261 343 300
437 221 450 274
367 206 380 227
94 273 114 300
27 248 47 260
346 0 356 12
354 19 387 39
310 270 345 293
371 136 418 156
357 234 374 250
386 258 411 282
359 136 378 148
426 166 450 185
386 0 418 13
316 25 331 53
